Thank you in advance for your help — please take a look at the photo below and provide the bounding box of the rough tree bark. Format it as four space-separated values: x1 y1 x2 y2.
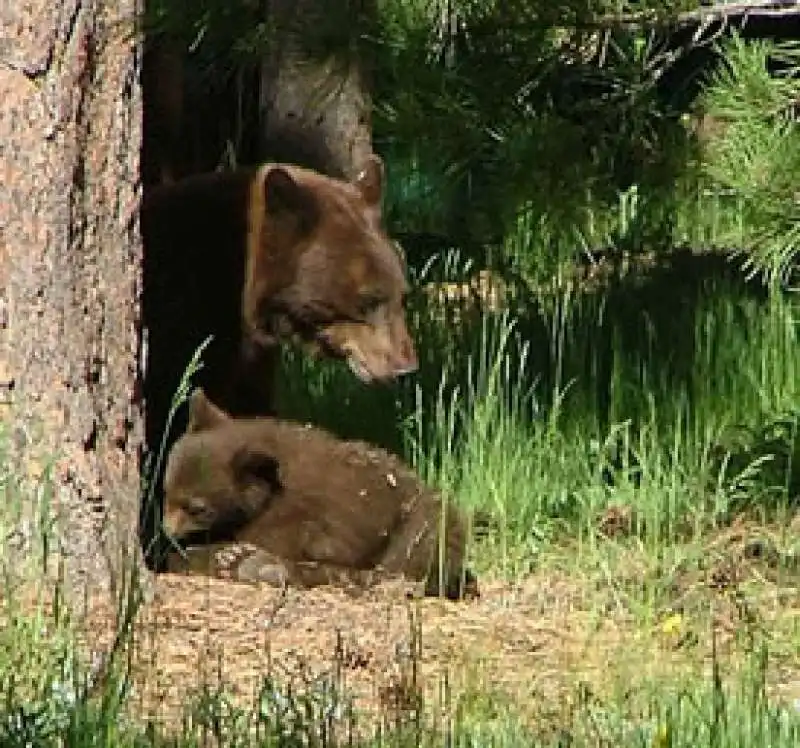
259 0 376 180
0 0 144 600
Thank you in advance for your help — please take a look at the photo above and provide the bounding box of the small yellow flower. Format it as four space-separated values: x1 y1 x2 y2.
661 613 683 636
652 722 671 747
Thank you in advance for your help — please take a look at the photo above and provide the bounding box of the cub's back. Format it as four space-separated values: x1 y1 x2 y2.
243 418 423 505
229 418 431 568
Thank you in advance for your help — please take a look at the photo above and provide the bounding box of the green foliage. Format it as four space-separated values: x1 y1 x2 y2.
698 33 800 285
712 406 800 514
141 0 800 283
143 0 705 273
274 249 799 568
373 0 700 257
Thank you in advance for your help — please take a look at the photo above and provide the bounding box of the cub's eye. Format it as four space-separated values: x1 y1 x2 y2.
358 294 385 317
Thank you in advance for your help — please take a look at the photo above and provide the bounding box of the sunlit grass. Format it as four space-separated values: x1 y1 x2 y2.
2 274 799 744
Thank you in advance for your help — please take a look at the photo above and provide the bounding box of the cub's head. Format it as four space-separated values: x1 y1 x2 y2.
248 154 418 383
162 389 281 542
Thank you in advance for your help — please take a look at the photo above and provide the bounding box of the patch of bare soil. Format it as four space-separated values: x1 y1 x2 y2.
59 520 799 736
84 572 594 729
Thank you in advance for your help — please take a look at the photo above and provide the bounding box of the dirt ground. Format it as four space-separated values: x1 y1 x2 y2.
65 521 800 736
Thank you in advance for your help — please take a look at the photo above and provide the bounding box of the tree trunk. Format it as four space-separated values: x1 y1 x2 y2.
0 0 144 602
259 0 376 180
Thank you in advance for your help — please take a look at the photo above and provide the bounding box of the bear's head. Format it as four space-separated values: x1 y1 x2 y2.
162 390 281 542
246 154 419 383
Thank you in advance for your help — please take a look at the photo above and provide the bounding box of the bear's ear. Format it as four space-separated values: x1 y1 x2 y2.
353 153 384 209
263 166 317 226
186 388 230 433
232 447 281 492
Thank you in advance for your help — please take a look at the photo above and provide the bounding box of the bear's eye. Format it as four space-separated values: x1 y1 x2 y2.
185 497 208 518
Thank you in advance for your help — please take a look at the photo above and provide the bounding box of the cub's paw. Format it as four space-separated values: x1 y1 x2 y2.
165 542 291 588
210 543 289 587
233 550 290 587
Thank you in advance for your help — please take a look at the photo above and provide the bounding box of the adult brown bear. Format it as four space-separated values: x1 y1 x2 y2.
140 156 418 569
160 389 478 600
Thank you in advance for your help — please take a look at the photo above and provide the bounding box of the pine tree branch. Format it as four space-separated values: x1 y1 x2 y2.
590 1 800 30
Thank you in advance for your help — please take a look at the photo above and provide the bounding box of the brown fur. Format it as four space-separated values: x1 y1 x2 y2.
161 389 478 600
141 156 417 568
142 155 417 420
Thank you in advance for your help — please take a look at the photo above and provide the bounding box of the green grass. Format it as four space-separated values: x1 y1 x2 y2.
272 245 799 744
3 210 800 746
0 599 797 747
276 243 800 568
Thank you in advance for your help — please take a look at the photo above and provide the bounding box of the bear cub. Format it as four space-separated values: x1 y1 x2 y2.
161 389 478 600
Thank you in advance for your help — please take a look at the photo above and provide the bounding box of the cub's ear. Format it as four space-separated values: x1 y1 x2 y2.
232 448 282 493
353 153 384 209
186 388 230 433
263 166 317 226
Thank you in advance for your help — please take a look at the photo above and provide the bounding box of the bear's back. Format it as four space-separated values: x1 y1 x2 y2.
142 170 256 321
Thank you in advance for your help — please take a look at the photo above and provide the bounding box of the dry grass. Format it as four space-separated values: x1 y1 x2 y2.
22 517 790 736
